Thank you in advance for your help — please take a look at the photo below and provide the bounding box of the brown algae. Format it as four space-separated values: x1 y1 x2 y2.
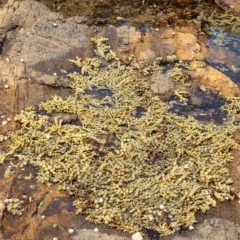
1 37 240 236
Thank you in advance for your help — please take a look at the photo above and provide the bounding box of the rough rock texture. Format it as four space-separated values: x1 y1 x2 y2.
0 0 211 112
0 0 221 115
206 42 240 71
172 218 239 240
149 71 174 101
70 219 240 240
193 218 238 240
188 66 240 97
71 229 130 240
0 0 90 86
0 0 239 108
215 0 240 13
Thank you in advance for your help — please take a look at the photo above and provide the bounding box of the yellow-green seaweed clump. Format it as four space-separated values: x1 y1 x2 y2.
203 11 240 35
4 37 240 236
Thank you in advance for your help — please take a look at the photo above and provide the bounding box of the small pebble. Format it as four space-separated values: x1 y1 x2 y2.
38 201 43 207
189 225 194 230
2 120 8 126
116 16 124 21
159 204 164 210
68 229 74 233
53 223 58 228
53 23 57 27
93 228 99 232
4 84 9 89
98 197 103 203
20 58 24 62
148 215 154 221
6 58 9 61
45 134 51 139
131 232 143 240
53 72 57 76
41 215 45 219
53 238 58 240
7 117 11 122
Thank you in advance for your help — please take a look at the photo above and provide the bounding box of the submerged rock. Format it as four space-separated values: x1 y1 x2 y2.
150 71 174 101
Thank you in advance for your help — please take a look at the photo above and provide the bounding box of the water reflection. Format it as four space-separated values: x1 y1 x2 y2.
206 28 240 86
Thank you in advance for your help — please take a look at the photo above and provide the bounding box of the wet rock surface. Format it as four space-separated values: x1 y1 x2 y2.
71 229 131 240
149 71 174 101
215 0 240 13
0 0 240 240
171 218 239 240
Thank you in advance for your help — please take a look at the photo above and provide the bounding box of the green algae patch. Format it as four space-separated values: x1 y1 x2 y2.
3 38 240 236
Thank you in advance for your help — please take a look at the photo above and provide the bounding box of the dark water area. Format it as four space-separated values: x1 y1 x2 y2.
167 84 228 124
206 28 240 87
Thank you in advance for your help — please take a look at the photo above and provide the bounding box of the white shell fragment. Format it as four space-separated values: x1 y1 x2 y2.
98 197 103 203
4 199 9 204
53 23 57 27
93 228 99 232
20 58 24 62
2 120 8 126
45 134 51 139
148 215 154 221
4 84 9 89
68 229 74 233
0 200 5 218
189 225 194 230
41 215 46 219
53 223 58 228
131 232 143 240
159 204 164 210
53 72 57 76
116 16 124 21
